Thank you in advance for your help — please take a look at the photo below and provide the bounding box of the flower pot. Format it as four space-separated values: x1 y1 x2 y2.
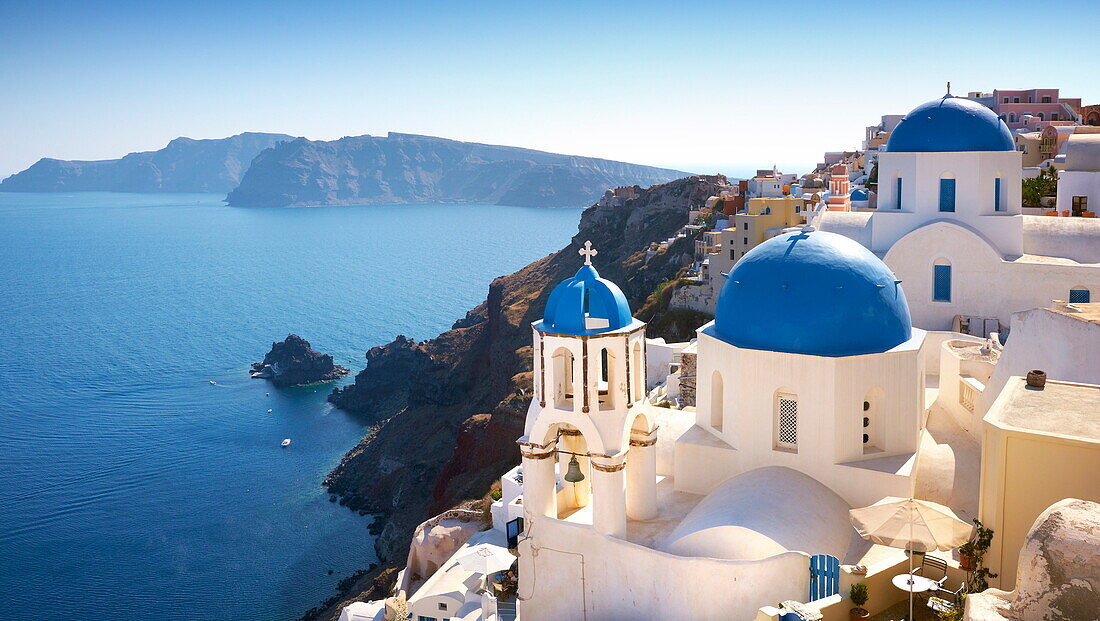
850 607 870 620
1026 370 1047 388
960 552 977 572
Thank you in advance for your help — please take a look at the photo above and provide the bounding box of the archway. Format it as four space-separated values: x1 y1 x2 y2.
552 347 575 410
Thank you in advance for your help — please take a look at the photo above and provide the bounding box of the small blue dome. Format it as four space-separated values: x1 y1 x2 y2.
542 264 633 335
714 229 912 357
886 96 1014 153
850 188 869 202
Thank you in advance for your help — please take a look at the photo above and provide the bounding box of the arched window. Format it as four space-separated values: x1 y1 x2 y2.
552 348 575 409
1070 287 1091 304
775 391 798 450
939 173 956 212
933 258 952 302
598 347 616 411
710 370 724 431
1037 112 1045 121
1009 112 1017 122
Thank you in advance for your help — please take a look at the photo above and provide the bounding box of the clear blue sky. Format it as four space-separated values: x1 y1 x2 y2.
2 0 1098 179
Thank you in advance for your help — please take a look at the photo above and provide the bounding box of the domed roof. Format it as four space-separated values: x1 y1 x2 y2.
541 259 633 335
714 228 912 357
850 188 869 202
886 96 1014 153
660 467 853 561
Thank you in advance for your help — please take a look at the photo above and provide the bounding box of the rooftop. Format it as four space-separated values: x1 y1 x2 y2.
987 377 1100 442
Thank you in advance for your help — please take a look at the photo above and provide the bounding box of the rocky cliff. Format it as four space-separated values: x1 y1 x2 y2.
0 132 294 193
305 175 724 619
226 133 689 208
251 334 350 387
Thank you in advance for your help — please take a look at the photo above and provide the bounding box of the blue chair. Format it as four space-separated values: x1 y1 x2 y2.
779 613 805 621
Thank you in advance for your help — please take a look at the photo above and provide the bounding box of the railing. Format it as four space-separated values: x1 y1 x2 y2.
959 380 975 412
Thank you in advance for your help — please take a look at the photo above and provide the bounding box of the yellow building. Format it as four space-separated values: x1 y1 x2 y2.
728 196 806 262
978 375 1100 590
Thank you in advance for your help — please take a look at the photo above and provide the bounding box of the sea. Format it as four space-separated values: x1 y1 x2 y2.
0 192 581 620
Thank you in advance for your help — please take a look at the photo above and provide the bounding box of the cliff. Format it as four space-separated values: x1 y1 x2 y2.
251 334 350 387
305 175 724 619
0 132 293 193
226 133 689 208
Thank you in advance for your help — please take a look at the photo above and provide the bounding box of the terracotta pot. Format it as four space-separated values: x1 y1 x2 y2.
850 608 870 621
960 552 977 572
1026 369 1047 388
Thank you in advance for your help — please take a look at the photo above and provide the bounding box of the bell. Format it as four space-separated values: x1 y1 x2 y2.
563 455 585 483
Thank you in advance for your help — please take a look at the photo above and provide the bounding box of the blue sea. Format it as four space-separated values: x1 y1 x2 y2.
0 193 580 620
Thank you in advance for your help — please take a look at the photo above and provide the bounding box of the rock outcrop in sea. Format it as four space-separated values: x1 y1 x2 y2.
226 132 690 208
251 334 350 387
0 132 294 193
304 175 723 619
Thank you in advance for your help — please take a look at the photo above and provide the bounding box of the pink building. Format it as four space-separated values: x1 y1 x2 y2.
965 89 1082 131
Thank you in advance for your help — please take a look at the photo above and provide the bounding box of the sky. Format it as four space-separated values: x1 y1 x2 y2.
2 0 1099 180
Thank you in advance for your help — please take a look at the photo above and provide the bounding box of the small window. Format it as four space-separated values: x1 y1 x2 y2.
933 263 952 302
939 178 956 212
729 249 735 260
439 603 448 611
743 237 748 245
1042 96 1051 103
895 177 903 209
776 393 798 450
994 178 1002 211
1070 288 1091 304
1051 113 1059 121
1014 97 1020 103
1003 97 1009 103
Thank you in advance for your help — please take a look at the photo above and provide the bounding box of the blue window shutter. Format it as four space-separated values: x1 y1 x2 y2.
934 265 952 301
994 178 1002 211
896 177 903 209
1069 289 1090 304
939 179 956 212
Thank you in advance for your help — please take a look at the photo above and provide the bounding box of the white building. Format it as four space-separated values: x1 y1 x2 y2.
1055 134 1100 220
818 95 1100 333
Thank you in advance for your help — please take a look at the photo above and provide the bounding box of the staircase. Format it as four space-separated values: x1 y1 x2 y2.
497 598 518 621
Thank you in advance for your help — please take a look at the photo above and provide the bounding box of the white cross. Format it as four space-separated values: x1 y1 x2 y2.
579 240 598 265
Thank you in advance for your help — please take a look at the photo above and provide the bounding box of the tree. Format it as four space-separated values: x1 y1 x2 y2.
1022 167 1058 208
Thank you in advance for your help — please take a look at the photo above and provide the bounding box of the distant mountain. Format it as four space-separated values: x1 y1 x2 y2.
225 133 690 208
0 132 294 193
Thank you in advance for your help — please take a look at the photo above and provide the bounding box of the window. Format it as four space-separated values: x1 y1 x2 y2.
1072 195 1088 216
729 249 735 260
1003 97 1009 103
1037 113 1045 121
552 348 575 409
418 617 437 621
439 603 448 611
1014 97 1020 103
933 262 952 302
895 177 903 209
743 237 748 245
1010 113 1016 122
1070 288 1091 304
710 370 724 431
1052 113 1059 121
862 389 884 452
1042 96 1051 103
994 177 1002 211
939 178 956 212
775 393 798 450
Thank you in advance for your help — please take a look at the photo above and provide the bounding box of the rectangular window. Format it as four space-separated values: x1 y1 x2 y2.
895 177 903 209
933 265 952 301
1042 96 1051 103
939 179 956 212
776 395 798 449
743 237 748 245
1070 289 1091 304
729 249 735 260
994 178 1002 211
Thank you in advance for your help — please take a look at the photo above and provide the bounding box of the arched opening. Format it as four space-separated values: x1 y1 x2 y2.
545 424 591 520
552 347 575 410
863 387 885 453
1069 286 1091 304
710 370 724 431
598 347 616 411
626 412 658 520
933 258 952 302
774 389 798 451
632 341 644 402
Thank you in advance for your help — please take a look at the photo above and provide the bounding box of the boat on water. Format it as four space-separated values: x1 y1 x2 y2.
267 409 273 413
209 380 217 385
281 438 291 447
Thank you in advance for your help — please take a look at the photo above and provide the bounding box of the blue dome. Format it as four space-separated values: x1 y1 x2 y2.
850 188 869 202
886 96 1014 153
542 264 633 335
714 229 912 357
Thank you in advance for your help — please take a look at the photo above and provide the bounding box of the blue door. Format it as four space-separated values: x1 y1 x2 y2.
506 517 524 548
809 553 840 601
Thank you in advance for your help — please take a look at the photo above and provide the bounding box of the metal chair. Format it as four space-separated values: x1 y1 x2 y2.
914 554 949 584
928 583 966 615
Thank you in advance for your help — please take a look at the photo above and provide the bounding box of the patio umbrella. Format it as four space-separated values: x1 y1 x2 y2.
453 543 516 578
849 497 974 621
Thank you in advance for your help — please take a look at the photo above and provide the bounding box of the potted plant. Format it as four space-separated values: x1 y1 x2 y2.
849 583 870 620
958 540 977 572
960 519 999 592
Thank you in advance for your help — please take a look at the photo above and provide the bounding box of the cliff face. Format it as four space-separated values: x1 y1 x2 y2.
252 334 350 387
0 132 294 193
226 133 690 208
310 176 724 617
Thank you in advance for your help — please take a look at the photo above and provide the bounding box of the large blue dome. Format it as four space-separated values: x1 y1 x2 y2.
714 229 912 357
541 264 633 335
886 96 1014 153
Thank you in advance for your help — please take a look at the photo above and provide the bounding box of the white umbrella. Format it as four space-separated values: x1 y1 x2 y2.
453 543 516 577
849 497 974 620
